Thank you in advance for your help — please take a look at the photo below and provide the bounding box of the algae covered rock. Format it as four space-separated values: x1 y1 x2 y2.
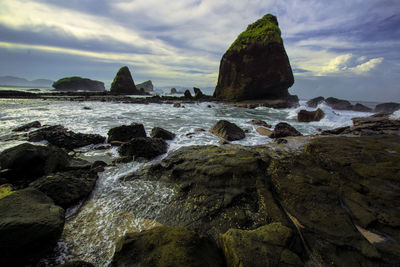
210 120 245 141
0 188 64 266
110 66 141 95
53 77 105 92
110 226 225 267
219 223 302 267
214 14 295 101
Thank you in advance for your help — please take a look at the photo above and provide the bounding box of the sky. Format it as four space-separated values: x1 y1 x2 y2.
0 0 399 101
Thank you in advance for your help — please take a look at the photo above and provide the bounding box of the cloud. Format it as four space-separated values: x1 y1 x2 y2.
319 54 384 75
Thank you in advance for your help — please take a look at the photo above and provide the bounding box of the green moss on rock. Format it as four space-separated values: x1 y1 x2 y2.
229 14 282 52
0 185 13 199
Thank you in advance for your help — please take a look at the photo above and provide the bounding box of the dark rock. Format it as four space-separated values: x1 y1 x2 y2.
325 97 353 110
220 223 302 267
306 96 325 108
0 188 64 266
118 137 168 161
173 103 181 107
297 108 325 122
184 89 192 99
110 226 225 267
12 121 41 132
193 87 204 99
91 160 107 172
270 122 302 138
374 102 400 114
276 138 288 144
107 123 146 143
0 143 69 186
29 169 98 209
110 66 141 95
214 14 294 101
170 88 178 94
353 103 372 112
150 127 176 140
247 119 272 128
83 106 91 110
29 125 106 150
57 261 95 267
256 127 273 137
210 120 245 141
53 77 105 92
136 80 153 92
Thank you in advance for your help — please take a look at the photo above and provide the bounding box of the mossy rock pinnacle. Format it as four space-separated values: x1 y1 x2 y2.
214 14 296 102
110 66 141 95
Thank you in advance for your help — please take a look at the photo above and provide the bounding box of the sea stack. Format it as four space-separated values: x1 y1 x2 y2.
214 14 295 101
110 66 140 95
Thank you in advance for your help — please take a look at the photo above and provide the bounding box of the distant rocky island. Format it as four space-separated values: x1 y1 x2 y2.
0 76 53 88
53 77 105 92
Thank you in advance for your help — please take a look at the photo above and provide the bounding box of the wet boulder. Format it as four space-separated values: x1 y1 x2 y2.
270 122 302 138
12 121 41 132
0 188 64 266
325 97 353 110
373 102 400 114
247 119 272 128
0 143 70 186
118 137 168 161
306 96 325 108
110 226 225 267
297 108 325 122
110 66 141 95
29 125 106 150
107 123 146 144
150 127 176 140
219 223 303 267
209 120 245 141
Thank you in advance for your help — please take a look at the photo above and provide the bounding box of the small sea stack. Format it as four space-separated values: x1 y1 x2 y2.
110 66 141 95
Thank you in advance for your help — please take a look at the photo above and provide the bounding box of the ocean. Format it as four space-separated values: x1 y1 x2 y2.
0 87 398 266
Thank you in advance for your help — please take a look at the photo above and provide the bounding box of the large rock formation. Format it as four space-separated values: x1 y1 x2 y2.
136 80 153 93
53 77 105 92
110 66 141 95
214 14 295 102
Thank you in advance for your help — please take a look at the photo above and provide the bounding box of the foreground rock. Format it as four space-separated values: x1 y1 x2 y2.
297 108 324 122
29 125 106 150
209 120 245 141
110 66 142 95
110 226 225 267
53 77 105 92
12 121 41 132
107 123 146 143
220 223 303 267
150 127 175 140
0 188 64 266
270 122 302 138
118 137 168 161
374 102 400 114
214 14 295 102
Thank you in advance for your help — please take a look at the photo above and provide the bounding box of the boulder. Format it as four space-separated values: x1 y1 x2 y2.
110 226 225 267
29 125 106 150
374 102 400 114
256 127 273 137
0 143 69 186
184 89 192 99
136 80 153 92
193 87 204 99
107 123 146 143
297 108 325 122
29 169 99 209
52 77 105 92
270 122 302 138
306 96 325 108
353 103 372 112
214 14 295 101
173 103 181 108
118 137 168 161
247 119 272 128
12 121 41 132
209 120 245 141
219 223 302 267
110 66 141 95
0 188 64 266
325 97 353 110
150 127 176 140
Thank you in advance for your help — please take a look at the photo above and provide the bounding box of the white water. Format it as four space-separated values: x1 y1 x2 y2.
0 98 375 266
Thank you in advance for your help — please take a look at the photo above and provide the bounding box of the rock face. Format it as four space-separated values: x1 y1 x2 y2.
209 120 245 141
270 122 302 138
110 226 225 267
53 77 105 92
29 125 106 150
306 96 325 108
107 123 146 143
220 223 303 267
110 66 141 95
118 137 168 161
297 108 325 122
0 188 65 266
374 102 400 114
150 127 176 140
214 14 295 101
136 80 153 92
